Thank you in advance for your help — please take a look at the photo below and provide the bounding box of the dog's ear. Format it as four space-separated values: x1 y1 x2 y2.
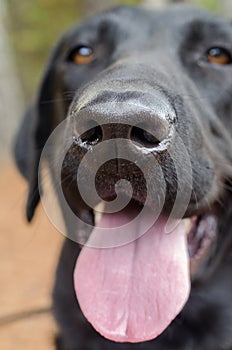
14 43 61 222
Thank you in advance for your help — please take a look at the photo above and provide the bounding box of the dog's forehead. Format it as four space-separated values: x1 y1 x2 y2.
64 5 231 50
159 5 232 38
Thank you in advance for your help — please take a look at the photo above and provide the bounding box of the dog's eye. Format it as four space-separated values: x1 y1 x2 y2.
207 47 232 65
69 46 94 65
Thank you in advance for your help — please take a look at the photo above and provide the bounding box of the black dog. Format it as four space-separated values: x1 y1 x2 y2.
15 4 232 350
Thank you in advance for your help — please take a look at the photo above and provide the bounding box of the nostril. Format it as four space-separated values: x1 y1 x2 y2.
80 124 103 145
131 126 161 148
130 119 170 149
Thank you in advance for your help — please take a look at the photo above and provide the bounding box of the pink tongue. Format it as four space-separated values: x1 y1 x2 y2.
74 210 190 343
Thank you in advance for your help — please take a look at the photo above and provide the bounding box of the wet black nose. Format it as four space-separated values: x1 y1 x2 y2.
74 93 176 152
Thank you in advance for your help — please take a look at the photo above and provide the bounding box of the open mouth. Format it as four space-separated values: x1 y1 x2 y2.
73 198 217 343
92 200 217 274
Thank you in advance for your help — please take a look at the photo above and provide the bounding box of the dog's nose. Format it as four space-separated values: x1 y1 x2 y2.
74 96 176 152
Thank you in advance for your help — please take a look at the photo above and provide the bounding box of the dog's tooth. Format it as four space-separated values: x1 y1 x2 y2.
183 218 192 233
94 202 105 224
95 212 102 224
94 201 105 213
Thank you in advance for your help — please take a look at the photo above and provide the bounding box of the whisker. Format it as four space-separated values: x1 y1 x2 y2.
221 183 232 193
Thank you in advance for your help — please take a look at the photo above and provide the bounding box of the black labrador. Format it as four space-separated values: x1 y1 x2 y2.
14 4 232 350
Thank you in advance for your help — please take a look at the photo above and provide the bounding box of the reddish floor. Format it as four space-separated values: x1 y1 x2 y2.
0 162 63 349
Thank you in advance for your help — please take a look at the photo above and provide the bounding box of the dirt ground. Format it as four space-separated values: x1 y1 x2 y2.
0 161 63 350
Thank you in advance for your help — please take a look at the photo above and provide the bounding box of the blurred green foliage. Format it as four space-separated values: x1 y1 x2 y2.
8 1 87 100
7 0 222 101
7 0 141 101
193 0 219 12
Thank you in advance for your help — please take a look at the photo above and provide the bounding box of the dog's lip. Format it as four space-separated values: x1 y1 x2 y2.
187 214 217 277
171 214 217 277
93 202 217 278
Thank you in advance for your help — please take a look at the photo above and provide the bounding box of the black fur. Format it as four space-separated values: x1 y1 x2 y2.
14 5 232 350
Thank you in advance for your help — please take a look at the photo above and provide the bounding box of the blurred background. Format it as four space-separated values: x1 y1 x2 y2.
0 0 231 349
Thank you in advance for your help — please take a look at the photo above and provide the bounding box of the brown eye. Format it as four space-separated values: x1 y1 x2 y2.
207 47 232 65
70 46 94 65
